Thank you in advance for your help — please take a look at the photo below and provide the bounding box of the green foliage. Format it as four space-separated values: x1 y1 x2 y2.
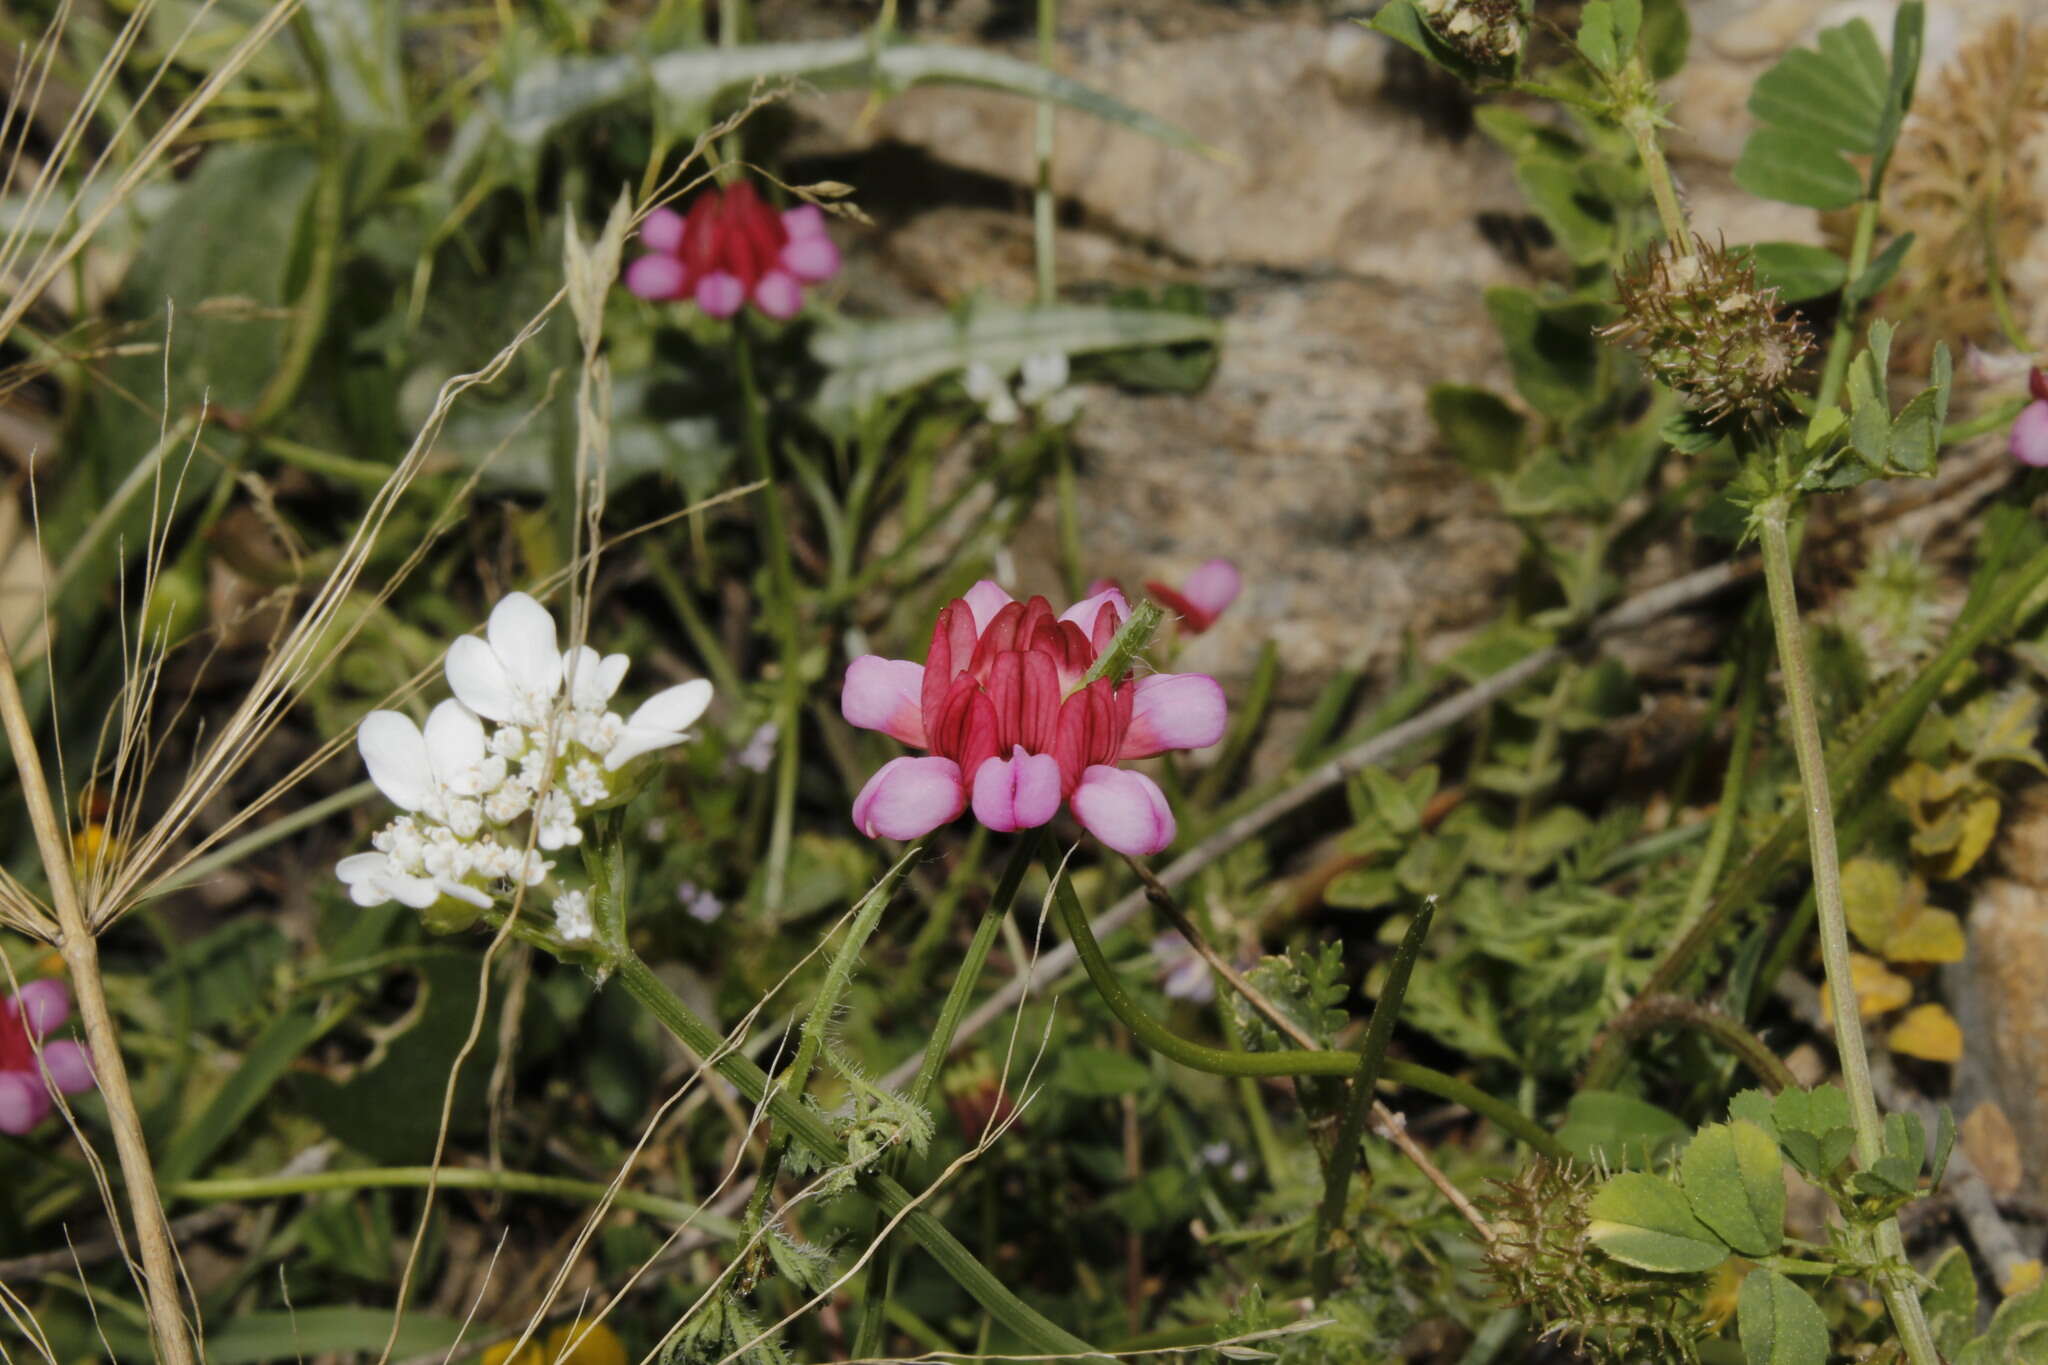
1737 1270 1830 1365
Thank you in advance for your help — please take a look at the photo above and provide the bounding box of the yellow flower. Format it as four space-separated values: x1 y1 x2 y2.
480 1321 625 1365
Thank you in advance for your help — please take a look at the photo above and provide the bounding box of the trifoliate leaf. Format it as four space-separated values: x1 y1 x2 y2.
1738 1269 1830 1365
1680 1121 1786 1258
1587 1172 1729 1273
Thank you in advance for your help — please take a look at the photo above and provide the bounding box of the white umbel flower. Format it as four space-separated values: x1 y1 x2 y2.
339 591 715 935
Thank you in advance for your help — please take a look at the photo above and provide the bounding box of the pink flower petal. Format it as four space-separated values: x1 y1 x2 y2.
695 271 745 318
13 979 70 1036
1121 673 1227 759
641 206 686 253
0 1072 48 1134
625 254 687 301
1057 586 1128 639
842 656 928 747
780 233 840 283
969 747 1064 832
39 1040 93 1095
962 581 1015 634
2012 401 2048 467
1071 765 1175 856
852 756 967 840
753 269 803 320
1181 559 1241 620
782 204 828 239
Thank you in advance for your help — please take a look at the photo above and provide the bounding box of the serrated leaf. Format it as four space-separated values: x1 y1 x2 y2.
1681 1121 1786 1258
1559 1090 1688 1168
1747 27 1887 154
1738 1269 1831 1365
1888 1003 1962 1062
1740 242 1848 301
1736 129 1865 209
1729 1089 1776 1133
1483 288 1605 420
1884 1109 1927 1172
1586 1172 1729 1273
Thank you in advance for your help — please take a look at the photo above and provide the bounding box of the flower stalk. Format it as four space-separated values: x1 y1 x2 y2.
0 628 193 1365
1755 498 1939 1365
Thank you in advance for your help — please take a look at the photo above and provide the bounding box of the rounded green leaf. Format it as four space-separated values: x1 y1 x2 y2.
1739 1269 1830 1365
1586 1172 1729 1274
1682 1120 1787 1258
1734 129 1865 210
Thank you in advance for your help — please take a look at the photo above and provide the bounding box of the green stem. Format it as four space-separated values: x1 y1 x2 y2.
853 831 1042 1360
1816 200 1880 410
1622 75 1689 253
1982 196 2034 353
1043 852 1565 1158
1310 901 1434 1298
733 324 804 916
1628 537 2048 1004
1755 500 1939 1365
746 847 921 1227
167 1166 740 1232
611 952 1097 1359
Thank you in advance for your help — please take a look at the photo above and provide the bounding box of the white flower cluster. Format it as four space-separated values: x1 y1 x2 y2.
962 351 1082 426
337 592 713 933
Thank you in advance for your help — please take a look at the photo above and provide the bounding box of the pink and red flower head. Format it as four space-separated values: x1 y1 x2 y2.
841 583 1225 856
624 182 840 321
1145 558 1242 635
2014 367 2048 468
0 979 94 1134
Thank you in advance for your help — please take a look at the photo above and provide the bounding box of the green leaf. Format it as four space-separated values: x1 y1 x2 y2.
1578 1 1621 73
1681 1121 1787 1258
1772 1085 1855 1177
1740 242 1848 302
448 37 1205 191
1586 1172 1729 1273
1738 1269 1831 1365
1054 1046 1155 1099
1361 764 1425 834
1514 156 1618 264
1869 2 1926 188
811 303 1219 416
1483 288 1605 420
1846 232 1914 303
1366 1 1503 83
1734 129 1865 210
1930 1104 1956 1187
1639 0 1691 80
1922 1244 1979 1356
1559 1090 1688 1167
1325 864 1401 911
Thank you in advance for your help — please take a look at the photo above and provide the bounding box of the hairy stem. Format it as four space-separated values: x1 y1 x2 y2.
0 630 193 1364
733 324 804 916
612 951 1097 1359
1045 852 1565 1158
852 831 1042 1359
1816 199 1879 410
1587 994 1797 1094
1756 500 1938 1365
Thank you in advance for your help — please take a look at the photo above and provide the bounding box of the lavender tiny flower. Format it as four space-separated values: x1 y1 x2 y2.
2012 367 2048 467
0 979 94 1135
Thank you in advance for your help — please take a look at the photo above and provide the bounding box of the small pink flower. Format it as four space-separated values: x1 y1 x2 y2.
0 979 94 1135
1145 559 1241 635
624 182 841 320
2013 370 2048 467
840 583 1227 855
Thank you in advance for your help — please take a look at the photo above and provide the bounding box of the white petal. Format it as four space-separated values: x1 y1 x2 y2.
358 712 435 812
336 852 390 884
628 679 713 735
488 593 561 698
604 724 680 772
438 880 493 909
424 700 485 787
388 875 444 909
447 636 519 722
561 646 630 711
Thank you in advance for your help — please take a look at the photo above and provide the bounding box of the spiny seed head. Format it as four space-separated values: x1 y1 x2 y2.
1418 0 1525 65
1602 236 1813 421
1481 1161 1712 1364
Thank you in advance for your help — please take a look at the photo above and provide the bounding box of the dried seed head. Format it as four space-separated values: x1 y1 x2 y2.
1481 1161 1711 1363
1418 0 1525 64
1601 237 1813 421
